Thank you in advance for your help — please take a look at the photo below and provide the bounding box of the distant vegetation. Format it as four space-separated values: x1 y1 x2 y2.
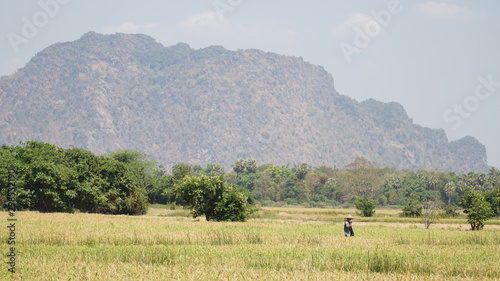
1 141 499 227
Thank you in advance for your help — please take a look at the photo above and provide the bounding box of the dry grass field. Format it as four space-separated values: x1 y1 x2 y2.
2 206 499 280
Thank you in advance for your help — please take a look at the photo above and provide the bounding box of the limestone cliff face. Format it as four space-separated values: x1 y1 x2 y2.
0 32 488 173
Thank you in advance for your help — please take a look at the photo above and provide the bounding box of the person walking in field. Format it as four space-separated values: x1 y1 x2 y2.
344 214 354 237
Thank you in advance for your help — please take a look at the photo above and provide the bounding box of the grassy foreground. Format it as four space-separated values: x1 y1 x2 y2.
2 207 500 280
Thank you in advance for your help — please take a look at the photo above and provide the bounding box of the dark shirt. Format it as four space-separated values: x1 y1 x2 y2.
344 220 354 236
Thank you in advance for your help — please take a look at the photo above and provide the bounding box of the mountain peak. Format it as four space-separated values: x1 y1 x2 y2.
0 32 488 173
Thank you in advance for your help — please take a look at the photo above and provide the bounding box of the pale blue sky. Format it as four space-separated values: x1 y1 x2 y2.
1 0 499 168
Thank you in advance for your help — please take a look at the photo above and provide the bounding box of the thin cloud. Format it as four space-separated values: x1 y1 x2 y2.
171 11 296 50
415 2 475 20
97 11 297 59
177 11 229 32
333 13 383 37
100 22 157 34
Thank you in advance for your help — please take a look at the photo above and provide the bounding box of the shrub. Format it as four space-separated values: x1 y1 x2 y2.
355 196 376 217
400 193 422 217
442 205 458 217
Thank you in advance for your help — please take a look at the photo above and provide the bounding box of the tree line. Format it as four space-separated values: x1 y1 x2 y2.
0 141 149 215
1 142 499 223
223 157 499 215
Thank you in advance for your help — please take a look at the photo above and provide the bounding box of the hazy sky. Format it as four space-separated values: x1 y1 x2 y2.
1 0 499 168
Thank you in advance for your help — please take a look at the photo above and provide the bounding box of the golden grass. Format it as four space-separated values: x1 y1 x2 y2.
1 207 499 280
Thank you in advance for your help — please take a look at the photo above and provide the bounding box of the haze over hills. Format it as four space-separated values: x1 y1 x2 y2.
0 32 488 173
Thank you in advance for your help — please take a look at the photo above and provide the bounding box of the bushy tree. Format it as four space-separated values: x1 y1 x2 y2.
355 196 376 217
400 193 422 217
213 185 255 221
460 188 493 230
174 175 254 221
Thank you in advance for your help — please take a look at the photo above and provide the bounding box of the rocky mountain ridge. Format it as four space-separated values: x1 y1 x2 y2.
0 32 488 173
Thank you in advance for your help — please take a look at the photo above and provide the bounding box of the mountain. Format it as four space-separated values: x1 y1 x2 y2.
0 32 488 173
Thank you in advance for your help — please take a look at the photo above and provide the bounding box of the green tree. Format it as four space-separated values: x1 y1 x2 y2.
488 167 498 177
336 171 358 203
236 171 260 191
172 163 193 181
400 193 422 217
355 196 376 217
244 159 257 173
174 175 254 221
193 165 203 174
107 149 164 206
345 157 380 198
295 163 310 180
232 159 245 175
97 157 147 215
107 150 148 164
382 176 404 205
444 181 456 206
322 178 343 203
483 189 500 217
23 160 74 212
252 172 277 201
265 164 292 183
282 175 300 200
107 150 157 188
458 172 488 192
213 185 253 221
201 163 226 176
459 188 493 230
